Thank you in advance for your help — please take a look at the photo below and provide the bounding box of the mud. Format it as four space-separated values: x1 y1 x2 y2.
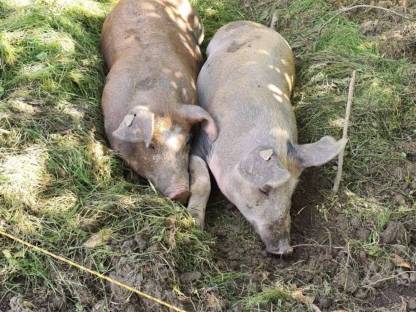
104 239 184 312
202 161 416 311
346 0 416 62
1 1 415 311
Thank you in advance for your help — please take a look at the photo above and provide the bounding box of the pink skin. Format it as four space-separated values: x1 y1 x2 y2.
166 188 190 203
189 21 346 255
101 0 216 200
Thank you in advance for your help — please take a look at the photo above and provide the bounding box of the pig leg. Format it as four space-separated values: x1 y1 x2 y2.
187 155 211 229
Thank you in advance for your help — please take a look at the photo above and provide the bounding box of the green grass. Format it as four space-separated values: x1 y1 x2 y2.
0 0 215 309
192 0 245 44
1 0 415 311
243 286 291 309
240 0 415 308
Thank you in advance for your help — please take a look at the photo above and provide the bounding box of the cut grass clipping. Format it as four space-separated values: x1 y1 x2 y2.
1 0 415 311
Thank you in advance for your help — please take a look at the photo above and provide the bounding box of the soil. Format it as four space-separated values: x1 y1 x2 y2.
202 164 416 311
1 1 415 311
345 0 416 62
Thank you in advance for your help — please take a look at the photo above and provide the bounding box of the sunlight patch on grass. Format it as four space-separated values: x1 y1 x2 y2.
10 209 43 235
0 145 49 207
85 134 114 185
37 190 78 216
55 0 107 16
0 33 17 65
3 0 33 8
191 0 245 42
37 30 76 54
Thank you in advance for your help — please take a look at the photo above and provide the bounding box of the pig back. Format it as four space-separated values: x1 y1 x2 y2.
101 0 204 139
101 0 203 71
198 21 297 146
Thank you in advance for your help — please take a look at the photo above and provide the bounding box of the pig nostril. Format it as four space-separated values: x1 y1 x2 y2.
283 246 293 255
169 190 190 203
266 243 293 256
266 246 293 256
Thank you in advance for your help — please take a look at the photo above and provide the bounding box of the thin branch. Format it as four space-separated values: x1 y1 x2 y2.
0 229 186 312
270 10 278 30
333 70 356 193
292 243 344 250
344 242 352 292
364 271 416 287
319 5 414 36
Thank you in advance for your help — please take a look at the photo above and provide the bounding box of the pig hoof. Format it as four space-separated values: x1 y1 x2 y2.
193 218 205 230
266 246 293 256
187 207 205 229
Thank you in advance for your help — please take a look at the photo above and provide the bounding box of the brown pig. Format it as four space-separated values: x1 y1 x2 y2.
101 0 217 202
188 21 346 254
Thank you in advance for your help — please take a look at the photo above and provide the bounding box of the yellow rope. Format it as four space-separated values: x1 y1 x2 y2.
0 229 187 312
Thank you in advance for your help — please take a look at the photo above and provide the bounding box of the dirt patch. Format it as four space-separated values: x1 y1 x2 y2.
203 154 416 311
339 1 416 61
371 285 416 310
107 257 182 311
5 296 35 312
204 168 350 308
379 22 416 61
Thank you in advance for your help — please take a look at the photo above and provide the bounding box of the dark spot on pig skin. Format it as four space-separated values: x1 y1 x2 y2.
124 28 141 42
227 40 248 53
227 35 260 53
136 77 157 90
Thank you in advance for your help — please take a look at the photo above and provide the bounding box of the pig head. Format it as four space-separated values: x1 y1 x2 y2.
101 0 216 202
189 21 346 255
218 136 346 255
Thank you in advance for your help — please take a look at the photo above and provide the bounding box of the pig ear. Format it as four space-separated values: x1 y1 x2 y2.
176 104 218 141
293 136 347 168
239 147 291 191
112 106 154 147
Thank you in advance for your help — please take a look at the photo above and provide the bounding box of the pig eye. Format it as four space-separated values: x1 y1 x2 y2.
186 135 192 145
259 188 270 196
148 143 156 150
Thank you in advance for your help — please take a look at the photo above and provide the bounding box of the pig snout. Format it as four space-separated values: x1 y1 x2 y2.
256 215 293 256
163 179 190 203
147 155 191 203
265 236 293 256
168 189 190 203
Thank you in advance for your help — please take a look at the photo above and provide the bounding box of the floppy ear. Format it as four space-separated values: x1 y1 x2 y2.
239 147 291 192
176 104 217 141
293 136 347 168
112 106 154 147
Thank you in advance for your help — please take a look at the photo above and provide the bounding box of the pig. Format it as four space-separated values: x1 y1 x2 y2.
101 0 217 202
188 21 346 255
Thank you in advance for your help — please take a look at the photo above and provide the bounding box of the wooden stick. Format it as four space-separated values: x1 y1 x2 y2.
270 10 278 30
333 70 356 193
0 229 187 312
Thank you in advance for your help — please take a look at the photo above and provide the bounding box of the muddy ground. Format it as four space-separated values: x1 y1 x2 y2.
1 0 415 311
